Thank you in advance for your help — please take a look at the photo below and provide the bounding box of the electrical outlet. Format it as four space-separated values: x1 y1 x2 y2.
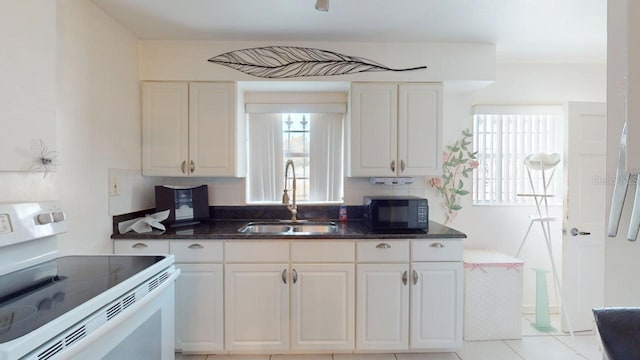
109 176 120 197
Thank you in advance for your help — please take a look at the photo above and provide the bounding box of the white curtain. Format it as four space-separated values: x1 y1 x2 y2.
247 113 284 202
309 113 344 202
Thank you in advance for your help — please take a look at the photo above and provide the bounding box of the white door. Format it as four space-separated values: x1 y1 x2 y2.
410 262 462 349
356 263 409 351
398 83 442 176
175 263 224 352
142 82 189 176
189 82 237 176
224 263 290 352
290 263 355 351
348 83 398 176
562 101 606 332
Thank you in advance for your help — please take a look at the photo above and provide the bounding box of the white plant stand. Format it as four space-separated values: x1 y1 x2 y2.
516 153 574 337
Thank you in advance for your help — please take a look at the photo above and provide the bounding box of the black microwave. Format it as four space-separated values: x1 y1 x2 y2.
363 196 428 231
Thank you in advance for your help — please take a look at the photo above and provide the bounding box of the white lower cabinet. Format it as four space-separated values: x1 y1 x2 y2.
356 263 409 351
175 263 224 352
224 263 290 352
114 238 462 354
410 261 463 349
291 263 355 351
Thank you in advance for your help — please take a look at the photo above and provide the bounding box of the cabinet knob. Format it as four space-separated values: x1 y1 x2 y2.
390 160 396 172
282 269 288 284
402 270 408 286
400 160 405 172
429 242 445 248
190 160 195 174
132 242 148 249
293 268 299 284
181 161 187 174
188 243 204 249
376 243 391 249
412 270 418 285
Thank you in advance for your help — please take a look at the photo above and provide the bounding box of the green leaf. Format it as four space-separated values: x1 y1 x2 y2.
458 189 469 196
457 180 464 190
462 172 469 178
446 146 454 151
451 204 463 211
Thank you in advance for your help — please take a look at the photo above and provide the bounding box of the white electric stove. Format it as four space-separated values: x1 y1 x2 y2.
0 202 180 360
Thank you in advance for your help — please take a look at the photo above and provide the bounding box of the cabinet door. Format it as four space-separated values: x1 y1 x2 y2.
189 83 237 176
398 83 442 176
175 263 223 353
142 82 189 176
225 263 289 352
356 264 409 351
410 262 462 349
290 263 355 351
349 83 398 176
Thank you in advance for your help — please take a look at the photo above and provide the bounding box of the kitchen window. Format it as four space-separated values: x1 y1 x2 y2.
246 104 345 204
472 105 564 205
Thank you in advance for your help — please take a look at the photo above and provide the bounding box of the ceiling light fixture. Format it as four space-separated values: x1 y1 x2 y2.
315 0 329 11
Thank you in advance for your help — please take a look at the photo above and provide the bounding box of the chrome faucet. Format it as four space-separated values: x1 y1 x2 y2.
282 159 298 222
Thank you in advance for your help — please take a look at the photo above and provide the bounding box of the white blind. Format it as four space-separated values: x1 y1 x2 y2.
472 106 564 205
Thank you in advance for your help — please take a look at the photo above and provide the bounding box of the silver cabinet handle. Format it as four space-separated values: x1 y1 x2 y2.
190 160 195 173
188 243 204 249
376 243 391 249
181 161 187 174
282 269 287 284
400 160 405 172
429 242 445 248
390 160 396 172
402 270 408 286
412 270 418 285
132 242 148 249
293 269 298 284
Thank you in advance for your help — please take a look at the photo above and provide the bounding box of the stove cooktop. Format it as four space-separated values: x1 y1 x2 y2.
0 255 165 343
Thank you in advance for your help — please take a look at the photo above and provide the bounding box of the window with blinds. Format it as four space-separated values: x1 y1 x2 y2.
472 105 564 205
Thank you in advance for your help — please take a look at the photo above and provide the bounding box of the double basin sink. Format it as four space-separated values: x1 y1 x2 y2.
238 220 338 235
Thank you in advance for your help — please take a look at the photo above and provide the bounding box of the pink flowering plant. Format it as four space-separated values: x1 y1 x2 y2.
428 129 478 223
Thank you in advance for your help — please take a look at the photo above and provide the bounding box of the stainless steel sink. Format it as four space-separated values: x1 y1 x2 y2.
238 221 338 235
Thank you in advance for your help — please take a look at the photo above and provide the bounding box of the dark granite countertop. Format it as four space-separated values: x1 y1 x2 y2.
111 219 466 240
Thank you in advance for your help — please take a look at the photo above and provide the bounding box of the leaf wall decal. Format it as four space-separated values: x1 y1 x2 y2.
208 46 427 78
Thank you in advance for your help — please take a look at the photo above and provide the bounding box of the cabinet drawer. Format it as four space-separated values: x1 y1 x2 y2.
412 240 463 261
171 240 223 263
113 240 169 255
291 241 355 262
357 240 409 263
225 241 289 263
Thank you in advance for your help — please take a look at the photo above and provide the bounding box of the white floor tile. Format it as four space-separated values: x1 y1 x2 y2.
504 336 585 360
554 335 604 360
457 341 522 360
206 355 270 360
335 354 396 360
395 353 459 360
271 355 333 360
175 353 207 360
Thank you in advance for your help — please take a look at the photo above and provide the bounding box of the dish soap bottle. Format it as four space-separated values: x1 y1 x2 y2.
339 204 347 222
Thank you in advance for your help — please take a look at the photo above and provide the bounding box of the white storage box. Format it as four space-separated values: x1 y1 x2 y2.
463 249 524 340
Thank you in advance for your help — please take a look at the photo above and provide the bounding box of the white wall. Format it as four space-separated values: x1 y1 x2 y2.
434 63 606 310
56 0 140 254
0 0 58 201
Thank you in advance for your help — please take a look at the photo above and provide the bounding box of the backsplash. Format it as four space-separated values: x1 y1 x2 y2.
108 169 430 216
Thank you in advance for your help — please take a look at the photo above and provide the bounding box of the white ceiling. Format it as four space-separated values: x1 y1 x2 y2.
91 0 606 63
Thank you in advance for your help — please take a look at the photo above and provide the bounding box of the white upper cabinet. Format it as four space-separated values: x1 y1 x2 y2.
142 82 240 177
348 82 442 177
